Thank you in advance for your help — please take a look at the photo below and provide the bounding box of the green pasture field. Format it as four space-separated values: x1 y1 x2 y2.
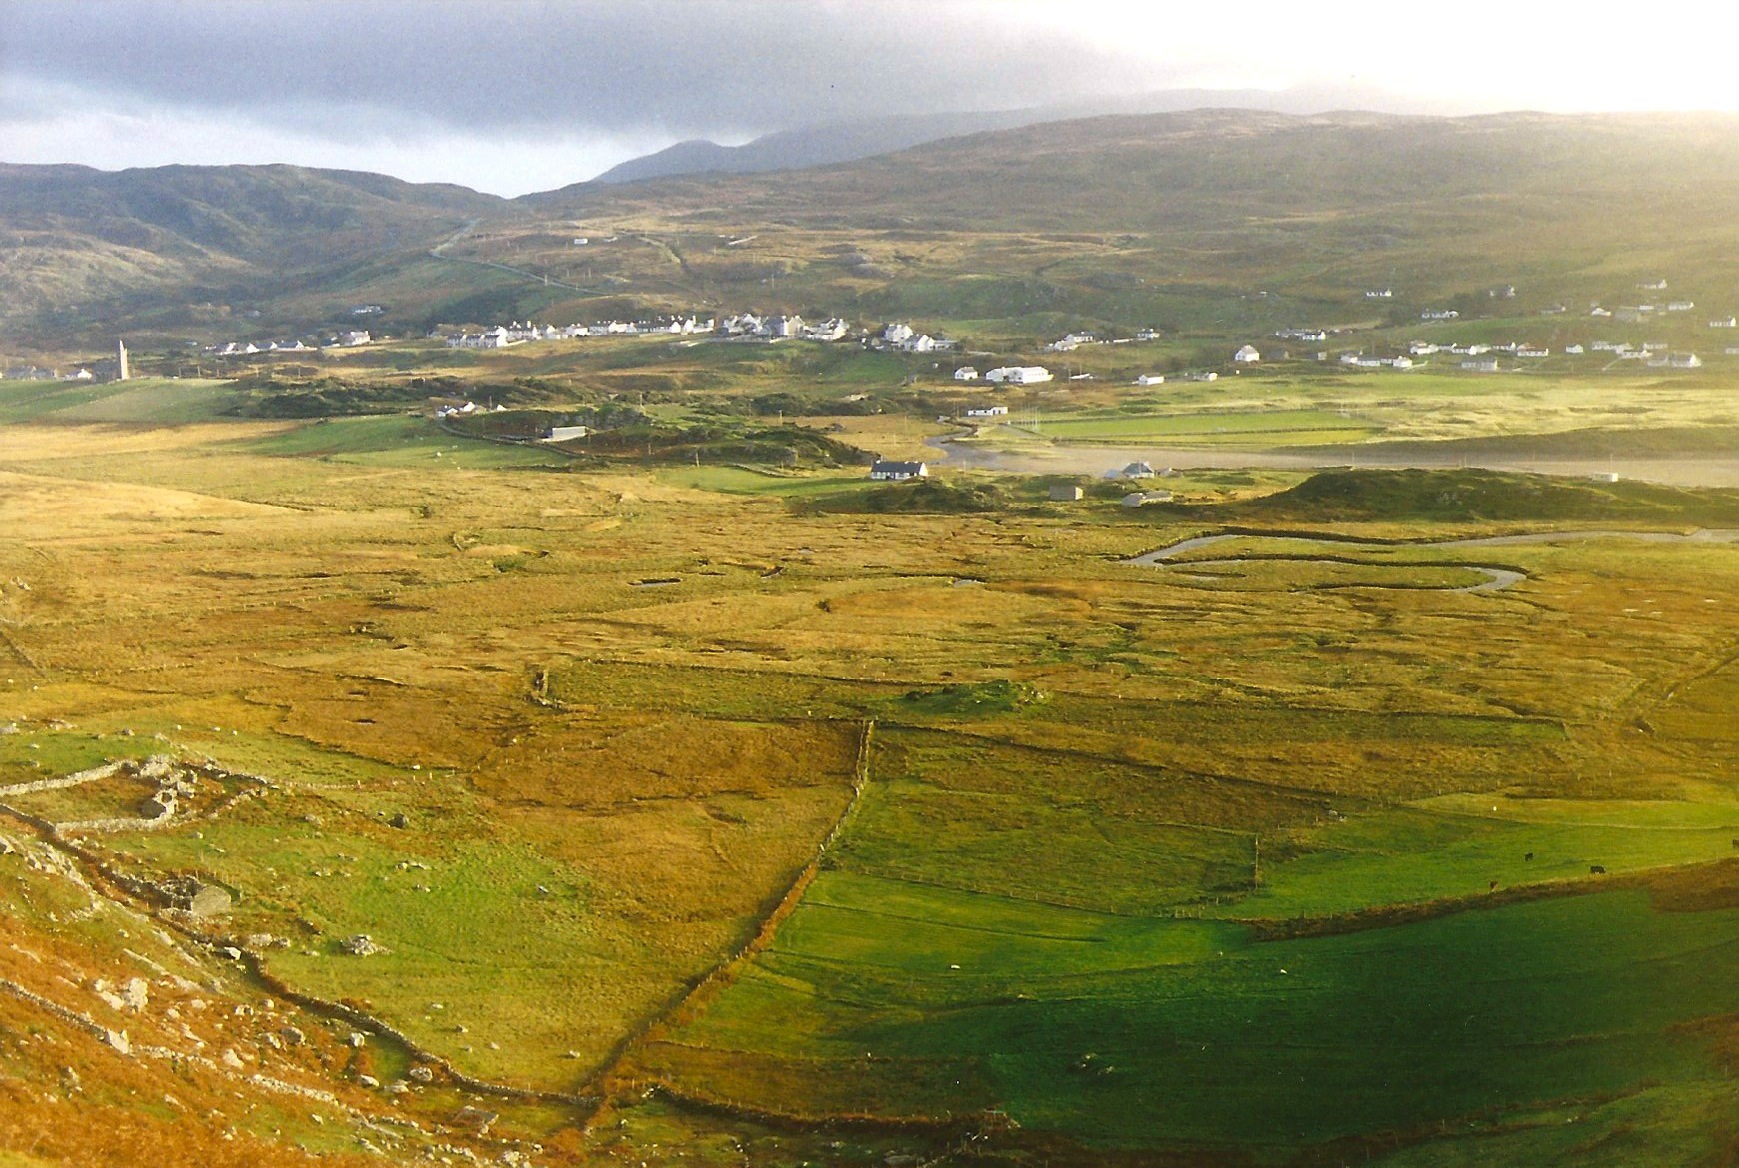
33 378 244 423
0 378 161 423
657 873 1739 1147
960 367 1739 454
0 728 157 785
238 414 571 468
7 399 1739 1165
118 800 612 1088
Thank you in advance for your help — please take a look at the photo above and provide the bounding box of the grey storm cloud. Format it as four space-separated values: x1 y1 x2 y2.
3 0 1163 137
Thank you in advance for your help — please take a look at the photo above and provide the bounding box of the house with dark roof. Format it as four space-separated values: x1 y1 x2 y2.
869 460 928 481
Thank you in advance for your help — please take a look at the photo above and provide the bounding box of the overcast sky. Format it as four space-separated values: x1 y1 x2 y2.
6 0 1739 196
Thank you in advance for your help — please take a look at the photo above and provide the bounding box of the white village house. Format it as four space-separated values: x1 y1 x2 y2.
1232 344 1260 364
984 366 1053 384
869 460 928 481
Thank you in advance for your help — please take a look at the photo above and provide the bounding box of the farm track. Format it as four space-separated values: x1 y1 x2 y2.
0 627 43 672
583 720 877 1117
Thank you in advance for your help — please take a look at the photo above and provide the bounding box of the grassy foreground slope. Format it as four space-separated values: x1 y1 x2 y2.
4 407 1739 1164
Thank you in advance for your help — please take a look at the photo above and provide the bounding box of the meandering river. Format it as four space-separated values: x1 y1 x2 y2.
1124 529 1739 593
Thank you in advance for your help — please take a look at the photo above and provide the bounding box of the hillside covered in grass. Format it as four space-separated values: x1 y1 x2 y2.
10 109 1739 355
1176 467 1739 525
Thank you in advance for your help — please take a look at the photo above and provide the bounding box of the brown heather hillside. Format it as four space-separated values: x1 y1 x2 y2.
540 108 1739 233
10 108 1739 373
0 163 503 339
520 109 1739 316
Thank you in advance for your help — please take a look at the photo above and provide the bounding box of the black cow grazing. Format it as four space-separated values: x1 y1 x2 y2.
1590 864 1607 874
1524 852 1534 861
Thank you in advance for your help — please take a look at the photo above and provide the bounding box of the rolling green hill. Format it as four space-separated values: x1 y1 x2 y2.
527 109 1739 329
9 108 1739 385
0 162 503 343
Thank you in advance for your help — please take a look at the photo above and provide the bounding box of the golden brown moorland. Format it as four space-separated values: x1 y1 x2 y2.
2 391 1739 1168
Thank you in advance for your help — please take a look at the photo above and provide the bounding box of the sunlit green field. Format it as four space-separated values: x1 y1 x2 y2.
5 403 1739 1166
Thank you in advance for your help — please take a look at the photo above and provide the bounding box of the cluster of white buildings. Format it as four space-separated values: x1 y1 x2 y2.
2 364 93 381
440 313 879 349
433 400 509 419
1394 337 1709 370
726 313 850 341
444 317 715 348
1130 371 1219 385
952 365 1053 384
1044 329 1161 352
205 330 370 357
1587 343 1702 368
1340 352 1415 369
1600 300 1699 323
872 322 955 352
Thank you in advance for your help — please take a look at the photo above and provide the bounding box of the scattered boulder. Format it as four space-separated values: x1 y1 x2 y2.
162 876 232 918
406 1065 434 1083
452 1105 498 1135
95 981 128 1012
388 812 410 829
121 978 148 1012
342 934 387 957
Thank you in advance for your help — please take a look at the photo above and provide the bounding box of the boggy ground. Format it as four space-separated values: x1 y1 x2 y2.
4 412 1739 1165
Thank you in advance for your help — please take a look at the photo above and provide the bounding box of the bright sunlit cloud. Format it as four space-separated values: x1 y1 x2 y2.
6 0 1739 193
1002 0 1739 113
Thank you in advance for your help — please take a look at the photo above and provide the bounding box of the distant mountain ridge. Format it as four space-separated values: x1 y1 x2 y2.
593 107 1099 184
9 106 1739 350
537 107 1739 241
587 85 1434 185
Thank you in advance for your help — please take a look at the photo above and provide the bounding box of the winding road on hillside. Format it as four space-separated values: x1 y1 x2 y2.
428 217 597 294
